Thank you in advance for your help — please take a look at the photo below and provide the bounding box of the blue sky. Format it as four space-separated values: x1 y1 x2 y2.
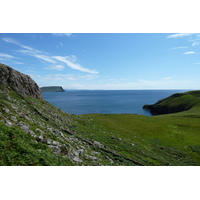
1 33 200 90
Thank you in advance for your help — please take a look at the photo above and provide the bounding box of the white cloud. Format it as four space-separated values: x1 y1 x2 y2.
183 51 197 54
192 42 200 46
12 61 24 64
45 65 65 70
167 33 195 39
17 49 56 63
2 37 98 75
53 56 99 74
170 46 188 50
52 33 72 37
2 37 19 44
0 53 15 58
33 54 56 63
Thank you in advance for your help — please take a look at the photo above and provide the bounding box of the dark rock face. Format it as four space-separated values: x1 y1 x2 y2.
0 63 42 99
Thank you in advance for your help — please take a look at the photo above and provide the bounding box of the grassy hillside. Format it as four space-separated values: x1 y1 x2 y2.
143 90 200 114
1 86 200 165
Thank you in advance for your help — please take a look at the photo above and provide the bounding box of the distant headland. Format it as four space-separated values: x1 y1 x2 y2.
40 86 65 92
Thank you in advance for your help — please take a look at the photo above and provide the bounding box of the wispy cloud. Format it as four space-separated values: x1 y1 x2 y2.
192 41 200 46
53 56 99 74
17 49 56 63
2 37 99 74
2 37 19 44
170 46 188 50
0 53 15 58
183 51 197 54
52 33 72 37
167 33 195 39
32 54 56 63
12 61 24 64
45 65 65 70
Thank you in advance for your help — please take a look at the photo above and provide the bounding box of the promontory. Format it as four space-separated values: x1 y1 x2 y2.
40 86 65 92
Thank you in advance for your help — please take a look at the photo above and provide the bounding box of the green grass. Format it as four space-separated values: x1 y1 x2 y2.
75 91 200 165
0 122 74 166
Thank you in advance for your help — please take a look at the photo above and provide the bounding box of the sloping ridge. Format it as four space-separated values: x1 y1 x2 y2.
143 90 200 115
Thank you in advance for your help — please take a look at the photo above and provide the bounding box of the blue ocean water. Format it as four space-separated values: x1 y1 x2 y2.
42 90 188 116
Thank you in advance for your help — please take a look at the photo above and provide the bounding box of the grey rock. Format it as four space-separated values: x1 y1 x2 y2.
74 149 84 156
48 145 61 155
2 107 10 113
88 156 97 161
5 119 12 126
0 64 42 99
52 140 60 146
11 116 17 122
73 157 83 162
18 121 30 133
93 141 104 148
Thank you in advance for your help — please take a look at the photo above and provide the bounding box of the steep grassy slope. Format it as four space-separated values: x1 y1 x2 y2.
0 88 144 165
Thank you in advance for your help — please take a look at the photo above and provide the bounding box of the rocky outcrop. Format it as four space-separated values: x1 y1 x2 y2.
0 63 42 99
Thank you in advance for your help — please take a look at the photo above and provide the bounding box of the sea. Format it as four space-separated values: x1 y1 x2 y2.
42 90 188 116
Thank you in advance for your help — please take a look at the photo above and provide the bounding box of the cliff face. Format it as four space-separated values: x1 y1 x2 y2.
0 63 42 99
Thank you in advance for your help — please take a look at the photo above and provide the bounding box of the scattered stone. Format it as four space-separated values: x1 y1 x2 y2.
73 157 83 162
88 156 97 161
11 116 17 122
5 119 12 126
18 121 30 133
93 141 104 148
52 140 60 146
48 145 61 155
74 149 84 156
2 107 10 113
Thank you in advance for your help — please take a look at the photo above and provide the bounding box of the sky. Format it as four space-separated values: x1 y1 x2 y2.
1 33 200 90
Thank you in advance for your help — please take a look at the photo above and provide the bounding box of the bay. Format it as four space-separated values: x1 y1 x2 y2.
42 90 188 116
